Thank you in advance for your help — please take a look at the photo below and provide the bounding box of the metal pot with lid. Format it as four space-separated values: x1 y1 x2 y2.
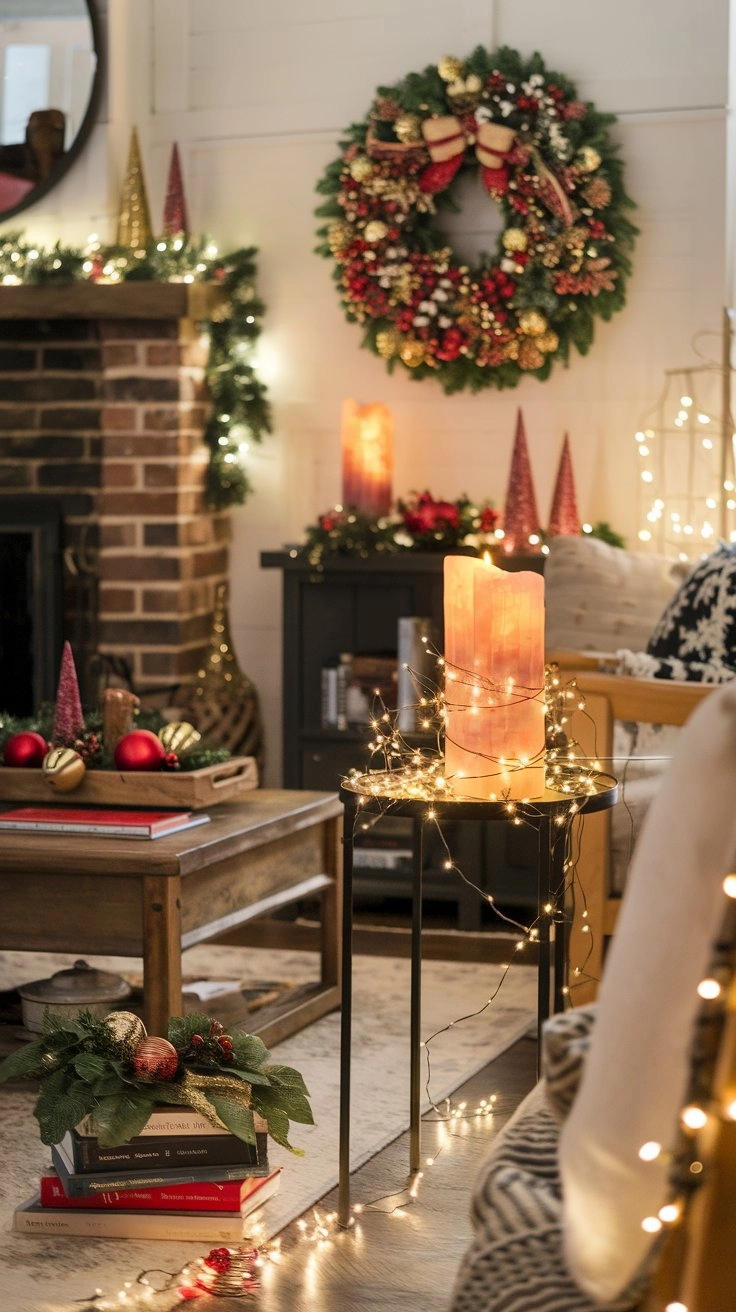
18 959 133 1033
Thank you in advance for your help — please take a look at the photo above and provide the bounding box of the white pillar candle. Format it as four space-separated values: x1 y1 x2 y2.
443 554 545 799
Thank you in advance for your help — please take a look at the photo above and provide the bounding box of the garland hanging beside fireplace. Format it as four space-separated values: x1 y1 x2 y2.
315 45 638 394
0 231 271 509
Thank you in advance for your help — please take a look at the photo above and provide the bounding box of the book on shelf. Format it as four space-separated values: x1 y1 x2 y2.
50 1143 269 1198
0 806 212 838
396 616 435 732
14 1191 278 1241
39 1165 282 1214
0 806 211 838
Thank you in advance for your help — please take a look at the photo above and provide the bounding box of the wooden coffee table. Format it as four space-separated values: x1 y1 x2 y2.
0 789 342 1044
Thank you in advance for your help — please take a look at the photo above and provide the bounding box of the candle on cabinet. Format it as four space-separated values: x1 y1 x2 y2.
443 554 545 800
340 399 393 516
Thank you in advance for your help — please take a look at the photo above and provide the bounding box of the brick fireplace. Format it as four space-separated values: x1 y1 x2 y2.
0 282 230 711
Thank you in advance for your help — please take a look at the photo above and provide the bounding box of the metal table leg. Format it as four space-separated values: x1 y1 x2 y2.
409 815 424 1176
338 796 355 1228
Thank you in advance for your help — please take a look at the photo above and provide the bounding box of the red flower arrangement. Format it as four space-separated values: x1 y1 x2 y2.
300 492 499 566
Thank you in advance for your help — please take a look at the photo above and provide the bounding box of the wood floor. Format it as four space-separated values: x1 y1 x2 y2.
246 1031 538 1312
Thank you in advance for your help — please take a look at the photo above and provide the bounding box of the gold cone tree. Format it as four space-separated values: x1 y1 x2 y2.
117 127 153 250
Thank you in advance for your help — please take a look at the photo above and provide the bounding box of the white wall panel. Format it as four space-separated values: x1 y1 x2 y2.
495 0 729 112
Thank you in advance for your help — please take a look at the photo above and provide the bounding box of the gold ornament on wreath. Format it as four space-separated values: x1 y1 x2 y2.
315 44 637 394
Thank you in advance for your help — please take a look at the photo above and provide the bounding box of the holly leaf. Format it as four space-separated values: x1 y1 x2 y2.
72 1052 110 1084
252 1082 314 1131
0 1040 50 1084
252 1104 303 1156
205 1096 256 1145
229 1032 270 1071
35 1079 95 1146
263 1064 311 1097
90 1092 157 1147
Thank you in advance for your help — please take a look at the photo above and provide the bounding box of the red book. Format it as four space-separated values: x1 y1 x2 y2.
39 1167 282 1213
0 806 210 838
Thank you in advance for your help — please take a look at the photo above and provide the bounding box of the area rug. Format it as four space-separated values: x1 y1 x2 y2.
0 944 536 1312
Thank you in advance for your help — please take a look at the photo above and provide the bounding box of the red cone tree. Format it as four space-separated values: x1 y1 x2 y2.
52 641 85 743
162 143 189 238
548 433 581 537
502 409 541 553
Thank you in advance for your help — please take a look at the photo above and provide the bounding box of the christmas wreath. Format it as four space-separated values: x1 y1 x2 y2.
316 46 637 394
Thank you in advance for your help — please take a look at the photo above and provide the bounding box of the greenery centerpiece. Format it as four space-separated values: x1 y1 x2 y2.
0 1008 314 1155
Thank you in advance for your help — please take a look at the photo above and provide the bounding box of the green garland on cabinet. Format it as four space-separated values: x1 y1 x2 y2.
0 232 271 509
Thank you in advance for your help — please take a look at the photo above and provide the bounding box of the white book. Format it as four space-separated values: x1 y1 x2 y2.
14 1195 245 1240
75 1105 233 1138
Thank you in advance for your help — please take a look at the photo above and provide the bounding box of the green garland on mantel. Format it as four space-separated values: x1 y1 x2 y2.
0 231 272 509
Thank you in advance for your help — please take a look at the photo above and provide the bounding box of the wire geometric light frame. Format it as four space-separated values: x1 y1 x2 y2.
635 308 736 559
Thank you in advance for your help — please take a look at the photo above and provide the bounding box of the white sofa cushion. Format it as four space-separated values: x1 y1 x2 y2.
558 680 736 1304
544 535 686 654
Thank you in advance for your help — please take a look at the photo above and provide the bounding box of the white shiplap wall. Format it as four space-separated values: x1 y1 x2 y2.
12 0 734 783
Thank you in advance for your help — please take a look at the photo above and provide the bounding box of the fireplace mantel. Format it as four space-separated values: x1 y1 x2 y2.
0 280 225 320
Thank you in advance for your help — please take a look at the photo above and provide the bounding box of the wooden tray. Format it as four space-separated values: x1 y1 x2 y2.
0 756 258 810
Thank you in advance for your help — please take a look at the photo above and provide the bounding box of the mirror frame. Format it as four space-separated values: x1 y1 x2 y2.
0 0 103 223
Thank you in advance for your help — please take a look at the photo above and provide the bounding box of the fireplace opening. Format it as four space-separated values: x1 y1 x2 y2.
0 498 64 717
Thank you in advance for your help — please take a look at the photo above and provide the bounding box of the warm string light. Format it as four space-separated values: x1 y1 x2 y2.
632 359 736 557
632 894 736 1309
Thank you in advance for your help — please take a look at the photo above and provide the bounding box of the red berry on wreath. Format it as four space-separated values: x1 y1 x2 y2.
131 1035 179 1081
113 729 166 772
3 731 48 768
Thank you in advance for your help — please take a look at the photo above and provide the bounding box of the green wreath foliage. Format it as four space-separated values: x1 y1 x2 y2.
316 45 638 394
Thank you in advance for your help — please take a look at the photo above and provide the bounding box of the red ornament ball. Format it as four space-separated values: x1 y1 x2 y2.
114 729 166 772
3 731 48 768
131 1035 179 1081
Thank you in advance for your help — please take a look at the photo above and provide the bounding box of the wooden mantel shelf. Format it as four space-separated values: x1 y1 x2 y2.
0 280 226 320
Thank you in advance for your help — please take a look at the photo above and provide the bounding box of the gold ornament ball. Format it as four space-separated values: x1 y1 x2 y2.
393 114 422 143
328 220 353 254
518 340 546 371
158 721 201 754
399 337 426 368
502 228 528 253
518 309 548 338
349 155 373 182
438 55 464 83
42 746 86 792
537 330 560 354
363 220 389 243
104 1011 148 1056
376 328 401 359
577 146 602 174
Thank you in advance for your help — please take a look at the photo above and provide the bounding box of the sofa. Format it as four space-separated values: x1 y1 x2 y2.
448 679 736 1312
543 535 736 997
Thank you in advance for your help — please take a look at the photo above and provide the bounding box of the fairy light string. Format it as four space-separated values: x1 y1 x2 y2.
63 665 614 1298
630 884 736 1311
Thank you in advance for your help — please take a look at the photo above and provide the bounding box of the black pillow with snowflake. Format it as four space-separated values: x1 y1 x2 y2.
640 542 736 681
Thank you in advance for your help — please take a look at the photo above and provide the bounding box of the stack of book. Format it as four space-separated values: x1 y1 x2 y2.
14 1106 281 1240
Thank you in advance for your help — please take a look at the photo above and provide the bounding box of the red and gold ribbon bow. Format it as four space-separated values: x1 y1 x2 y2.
420 115 516 195
419 115 574 225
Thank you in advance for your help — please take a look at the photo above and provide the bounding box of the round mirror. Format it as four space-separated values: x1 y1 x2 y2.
0 0 100 221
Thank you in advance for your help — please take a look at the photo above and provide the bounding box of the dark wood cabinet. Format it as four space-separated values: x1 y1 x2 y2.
261 551 541 924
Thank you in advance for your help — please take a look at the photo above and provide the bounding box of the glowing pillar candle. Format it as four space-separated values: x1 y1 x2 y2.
341 400 394 516
443 555 546 800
